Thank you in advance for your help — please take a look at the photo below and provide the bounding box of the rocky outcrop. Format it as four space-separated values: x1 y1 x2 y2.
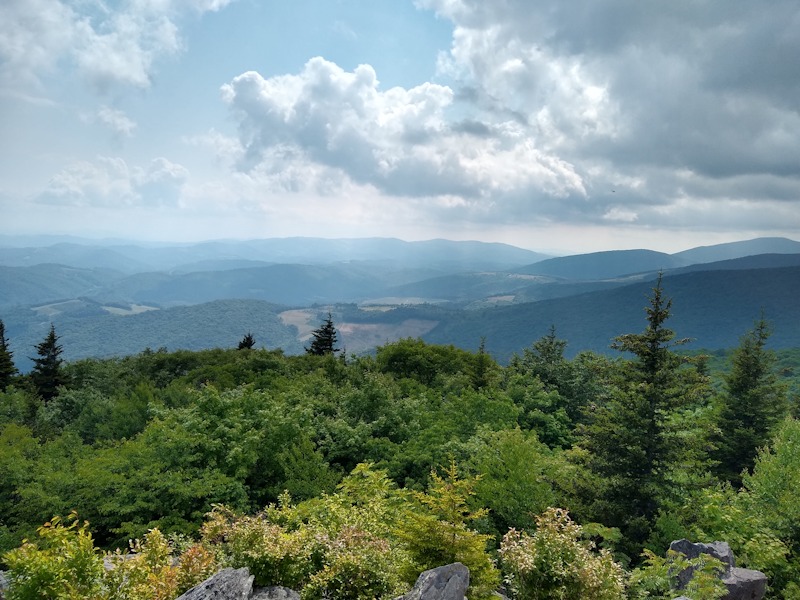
396 563 470 600
176 564 470 600
669 540 767 600
175 568 298 600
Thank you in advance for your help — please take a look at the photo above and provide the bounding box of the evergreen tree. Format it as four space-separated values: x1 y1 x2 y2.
0 318 17 391
712 316 788 485
30 324 66 402
580 274 698 555
237 332 256 350
305 313 340 356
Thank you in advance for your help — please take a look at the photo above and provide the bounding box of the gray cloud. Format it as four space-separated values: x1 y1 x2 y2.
416 0 800 231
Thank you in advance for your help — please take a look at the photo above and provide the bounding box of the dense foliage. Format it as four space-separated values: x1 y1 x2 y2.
1 282 799 598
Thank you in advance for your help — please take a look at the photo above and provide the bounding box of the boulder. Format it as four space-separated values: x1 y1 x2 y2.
669 539 735 587
397 563 470 600
176 567 254 600
722 567 767 600
668 540 766 600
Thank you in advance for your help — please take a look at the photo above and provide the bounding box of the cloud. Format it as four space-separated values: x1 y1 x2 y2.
0 0 236 92
222 56 587 223
414 0 800 231
96 106 137 137
37 156 188 207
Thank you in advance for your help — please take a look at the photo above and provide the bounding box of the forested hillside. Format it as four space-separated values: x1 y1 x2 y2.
1 279 799 599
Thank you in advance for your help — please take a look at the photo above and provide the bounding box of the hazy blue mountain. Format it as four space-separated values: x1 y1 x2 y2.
672 252 800 274
422 265 800 362
0 264 123 308
0 243 152 272
673 237 800 264
513 249 688 280
96 263 390 307
5 299 302 371
169 259 276 273
0 237 550 274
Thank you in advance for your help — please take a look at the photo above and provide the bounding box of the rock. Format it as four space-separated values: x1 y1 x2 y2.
668 540 766 600
722 567 768 600
669 539 735 587
398 563 470 600
177 567 254 600
0 570 7 600
251 587 301 600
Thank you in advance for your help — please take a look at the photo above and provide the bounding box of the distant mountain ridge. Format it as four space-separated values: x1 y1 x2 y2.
0 237 551 273
513 249 688 280
1 235 799 370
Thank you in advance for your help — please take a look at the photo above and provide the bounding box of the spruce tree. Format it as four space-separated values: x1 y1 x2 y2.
30 324 66 402
305 313 340 356
712 316 788 485
237 332 256 350
581 274 697 554
0 319 17 390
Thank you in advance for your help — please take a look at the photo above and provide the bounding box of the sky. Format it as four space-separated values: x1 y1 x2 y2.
1 0 799 255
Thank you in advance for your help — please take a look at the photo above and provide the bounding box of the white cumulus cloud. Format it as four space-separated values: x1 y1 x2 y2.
0 0 236 92
38 156 188 207
222 56 587 222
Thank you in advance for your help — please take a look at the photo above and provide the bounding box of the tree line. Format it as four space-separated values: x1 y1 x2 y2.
0 279 798 598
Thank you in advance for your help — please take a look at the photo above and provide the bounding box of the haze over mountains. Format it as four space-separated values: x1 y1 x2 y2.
1 236 799 369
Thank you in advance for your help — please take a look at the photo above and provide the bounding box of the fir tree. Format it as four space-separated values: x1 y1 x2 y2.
712 316 788 485
30 324 66 402
305 313 340 356
0 318 17 390
581 274 699 554
237 332 256 350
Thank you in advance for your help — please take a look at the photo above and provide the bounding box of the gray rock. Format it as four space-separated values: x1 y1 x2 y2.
251 586 301 600
668 540 766 600
177 567 254 600
0 570 7 599
722 568 768 600
669 539 735 587
398 563 470 600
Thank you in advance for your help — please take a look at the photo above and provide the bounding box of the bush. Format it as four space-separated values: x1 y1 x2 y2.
3 513 104 600
498 508 625 600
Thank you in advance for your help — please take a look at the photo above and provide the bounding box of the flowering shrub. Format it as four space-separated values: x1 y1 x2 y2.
498 508 626 600
105 529 217 600
3 515 216 600
201 504 321 590
202 467 408 599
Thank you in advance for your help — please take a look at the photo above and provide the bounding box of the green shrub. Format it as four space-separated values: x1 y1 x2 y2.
3 513 105 600
498 508 625 600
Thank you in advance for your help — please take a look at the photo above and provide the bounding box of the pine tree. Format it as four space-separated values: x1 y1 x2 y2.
581 274 698 554
237 332 256 350
30 324 66 402
0 319 17 390
712 316 788 485
305 313 340 356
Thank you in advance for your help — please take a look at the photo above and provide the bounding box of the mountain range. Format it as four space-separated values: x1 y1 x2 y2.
1 236 799 369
